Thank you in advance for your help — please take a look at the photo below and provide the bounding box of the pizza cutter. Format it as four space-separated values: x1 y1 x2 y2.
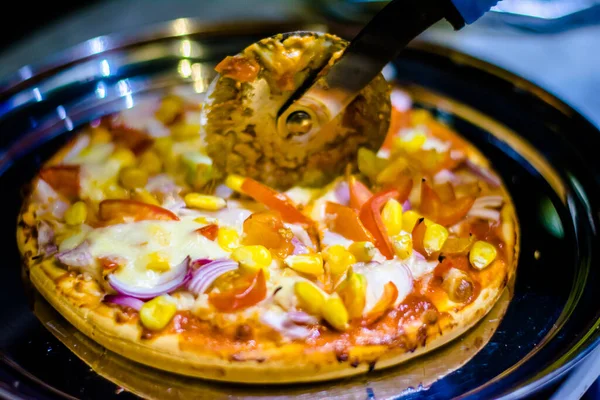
202 0 498 189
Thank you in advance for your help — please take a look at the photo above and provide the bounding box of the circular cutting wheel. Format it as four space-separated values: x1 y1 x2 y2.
202 31 391 190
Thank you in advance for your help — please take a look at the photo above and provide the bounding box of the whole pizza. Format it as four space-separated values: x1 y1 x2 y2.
17 34 518 383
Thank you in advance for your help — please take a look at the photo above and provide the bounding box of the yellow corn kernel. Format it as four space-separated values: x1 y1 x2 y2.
22 207 36 227
155 95 183 124
411 109 432 125
217 227 240 251
423 223 449 255
193 216 209 224
322 245 356 277
131 188 160 206
284 254 324 277
171 123 200 141
357 147 387 181
153 137 173 156
146 252 170 272
104 184 129 200
376 157 409 185
89 126 112 144
294 281 326 315
110 148 136 168
381 198 403 236
394 132 427 153
348 241 376 263
119 167 149 190
402 210 422 232
392 231 413 259
469 241 497 270
138 151 163 175
64 201 88 226
225 174 245 193
139 295 177 331
232 245 272 276
184 193 226 211
322 294 350 331
337 268 367 320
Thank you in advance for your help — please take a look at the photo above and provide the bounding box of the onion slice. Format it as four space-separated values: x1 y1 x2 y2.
465 160 501 187
56 241 93 267
291 237 309 255
108 256 191 300
260 310 311 340
287 310 318 325
104 294 145 311
186 259 238 295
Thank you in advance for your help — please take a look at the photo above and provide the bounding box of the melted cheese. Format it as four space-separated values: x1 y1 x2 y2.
87 217 228 288
355 260 413 313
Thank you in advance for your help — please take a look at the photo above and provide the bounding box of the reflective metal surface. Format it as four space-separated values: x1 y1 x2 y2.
0 18 599 400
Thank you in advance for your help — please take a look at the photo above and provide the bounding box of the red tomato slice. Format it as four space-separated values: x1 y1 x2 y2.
99 199 179 225
39 165 80 199
241 178 312 225
209 269 267 312
364 282 399 326
420 181 475 227
325 202 374 242
195 224 218 241
348 175 373 211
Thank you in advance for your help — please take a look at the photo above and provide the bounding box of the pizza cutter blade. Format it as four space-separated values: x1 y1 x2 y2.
202 0 495 189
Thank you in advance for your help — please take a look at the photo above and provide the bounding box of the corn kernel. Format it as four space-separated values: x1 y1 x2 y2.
284 254 324 277
110 148 136 168
64 201 88 226
294 281 326 315
232 245 272 276
139 295 177 331
402 210 422 232
104 184 129 199
392 231 413 259
394 131 427 153
357 147 387 181
138 151 163 175
225 174 245 193
131 188 160 206
322 294 349 331
381 198 403 236
348 241 376 263
146 252 170 272
22 208 36 227
337 268 367 320
119 167 149 190
423 223 449 255
184 193 226 211
194 216 208 224
217 227 240 251
469 241 497 270
153 137 173 156
411 109 432 125
155 95 183 124
171 123 200 141
322 245 356 277
89 127 112 144
376 157 409 185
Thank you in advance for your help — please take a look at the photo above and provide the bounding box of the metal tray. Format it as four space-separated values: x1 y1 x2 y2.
0 18 599 400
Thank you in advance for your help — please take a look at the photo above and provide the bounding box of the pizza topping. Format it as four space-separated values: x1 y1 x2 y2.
37 220 58 256
186 259 238 295
231 245 272 277
467 195 504 222
348 241 376 263
325 202 374 242
99 199 180 225
420 181 475 227
348 175 373 210
39 165 81 199
216 227 241 251
381 199 403 236
469 240 497 270
184 193 227 211
294 281 327 315
287 310 319 325
336 268 367 320
209 269 267 312
242 211 294 258
139 295 178 331
195 224 219 241
322 245 356 278
356 260 413 315
104 294 145 311
442 268 474 303
284 254 324 277
32 179 70 219
64 201 88 226
56 241 93 269
322 295 350 331
391 231 413 259
260 309 312 340
364 281 398 325
464 159 501 187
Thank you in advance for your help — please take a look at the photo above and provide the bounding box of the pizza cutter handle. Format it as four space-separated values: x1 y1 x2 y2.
278 0 498 138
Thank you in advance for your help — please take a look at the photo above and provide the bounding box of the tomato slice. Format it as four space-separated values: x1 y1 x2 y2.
411 218 428 257
420 181 475 227
359 180 412 260
364 282 399 325
243 211 294 258
209 269 267 312
241 178 312 225
348 175 373 211
99 199 179 225
39 165 80 199
195 224 218 241
325 202 374 242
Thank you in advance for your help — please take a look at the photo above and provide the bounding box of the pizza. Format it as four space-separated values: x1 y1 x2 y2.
17 45 518 384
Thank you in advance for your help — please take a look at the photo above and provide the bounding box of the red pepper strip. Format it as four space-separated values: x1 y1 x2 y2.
420 181 475 227
99 199 179 225
195 224 218 241
381 108 412 151
325 202 374 242
364 282 399 326
39 165 80 199
411 218 428 256
359 179 412 259
241 178 312 225
98 256 125 271
348 175 373 211
209 269 267 312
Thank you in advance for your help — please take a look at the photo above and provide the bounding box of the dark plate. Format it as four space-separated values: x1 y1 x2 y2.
0 19 599 400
